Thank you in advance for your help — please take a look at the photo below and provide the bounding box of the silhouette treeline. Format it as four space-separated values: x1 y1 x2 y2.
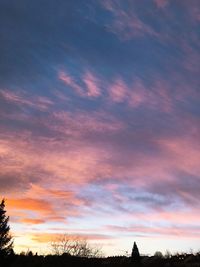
1 199 200 267
1 251 200 267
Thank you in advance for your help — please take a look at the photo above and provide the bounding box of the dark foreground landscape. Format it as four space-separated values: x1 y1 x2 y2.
1 252 200 267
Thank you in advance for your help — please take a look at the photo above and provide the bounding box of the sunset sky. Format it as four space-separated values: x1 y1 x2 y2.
0 0 200 256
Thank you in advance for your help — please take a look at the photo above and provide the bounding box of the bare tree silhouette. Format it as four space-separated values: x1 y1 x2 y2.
51 234 102 257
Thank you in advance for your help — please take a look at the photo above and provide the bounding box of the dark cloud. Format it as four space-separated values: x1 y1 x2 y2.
0 173 26 193
147 171 200 207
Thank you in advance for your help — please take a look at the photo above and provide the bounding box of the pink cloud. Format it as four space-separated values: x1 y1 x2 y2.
27 184 89 207
181 0 200 23
109 78 127 103
128 79 147 108
1 106 199 198
121 205 200 228
180 40 200 76
1 108 199 199
157 137 200 177
51 110 124 135
148 209 200 225
106 224 200 239
0 89 53 111
102 0 157 40
152 80 173 112
154 0 169 9
59 70 102 98
83 71 101 97
58 71 84 96
0 110 125 193
58 70 176 113
108 76 173 113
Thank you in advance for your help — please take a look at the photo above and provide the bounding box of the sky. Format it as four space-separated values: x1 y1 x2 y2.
0 0 200 256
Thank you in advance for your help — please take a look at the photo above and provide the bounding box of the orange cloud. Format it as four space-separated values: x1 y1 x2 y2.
31 232 112 243
7 197 73 225
27 184 89 208
7 198 54 215
20 218 46 225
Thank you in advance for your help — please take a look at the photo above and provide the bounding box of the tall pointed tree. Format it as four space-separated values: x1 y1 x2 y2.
131 241 140 265
0 199 13 256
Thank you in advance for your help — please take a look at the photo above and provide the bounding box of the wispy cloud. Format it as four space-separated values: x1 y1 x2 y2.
109 78 127 103
58 71 84 96
0 89 53 111
106 223 200 239
83 71 101 97
102 0 158 40
59 70 101 98
20 218 46 225
154 0 169 9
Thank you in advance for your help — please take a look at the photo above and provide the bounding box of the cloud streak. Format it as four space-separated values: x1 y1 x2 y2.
102 0 158 40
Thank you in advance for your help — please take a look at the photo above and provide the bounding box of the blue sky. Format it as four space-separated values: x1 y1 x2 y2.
0 0 200 255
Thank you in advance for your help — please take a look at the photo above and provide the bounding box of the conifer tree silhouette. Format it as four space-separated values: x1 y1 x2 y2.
131 241 140 265
0 199 13 257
